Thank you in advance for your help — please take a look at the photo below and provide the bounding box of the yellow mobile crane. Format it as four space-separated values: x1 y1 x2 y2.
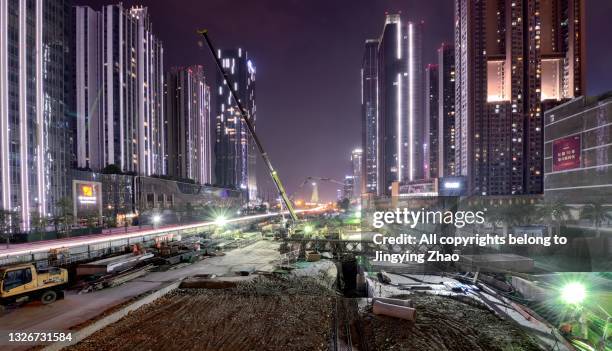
1 264 68 311
197 29 298 223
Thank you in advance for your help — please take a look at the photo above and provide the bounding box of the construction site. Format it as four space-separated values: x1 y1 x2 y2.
62 275 541 351
1 206 611 351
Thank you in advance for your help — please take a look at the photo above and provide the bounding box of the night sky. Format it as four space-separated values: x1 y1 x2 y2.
74 0 612 202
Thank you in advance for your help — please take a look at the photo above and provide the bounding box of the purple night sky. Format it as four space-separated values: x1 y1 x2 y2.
74 0 612 202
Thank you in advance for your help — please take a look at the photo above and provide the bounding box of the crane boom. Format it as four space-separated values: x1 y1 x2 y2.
197 29 298 222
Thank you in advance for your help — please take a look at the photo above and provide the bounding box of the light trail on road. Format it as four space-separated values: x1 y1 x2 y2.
0 206 326 260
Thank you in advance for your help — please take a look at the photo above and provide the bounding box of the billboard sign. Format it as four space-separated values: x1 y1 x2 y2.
553 135 581 172
73 180 103 221
438 176 467 197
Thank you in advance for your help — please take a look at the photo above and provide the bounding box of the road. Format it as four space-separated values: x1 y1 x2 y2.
0 207 325 262
0 240 281 350
0 212 283 260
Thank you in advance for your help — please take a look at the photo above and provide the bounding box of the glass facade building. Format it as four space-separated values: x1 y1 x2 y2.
74 4 165 176
437 43 456 178
0 0 73 229
361 39 379 195
544 93 612 204
375 14 424 195
215 48 257 202
425 64 439 180
165 65 213 185
454 0 585 196
351 148 363 199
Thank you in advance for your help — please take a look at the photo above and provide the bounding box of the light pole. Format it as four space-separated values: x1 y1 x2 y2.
152 214 161 229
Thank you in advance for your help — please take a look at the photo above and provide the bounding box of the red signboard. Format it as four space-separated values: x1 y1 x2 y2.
553 135 581 172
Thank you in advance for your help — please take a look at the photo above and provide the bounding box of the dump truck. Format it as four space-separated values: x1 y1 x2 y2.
0 264 68 310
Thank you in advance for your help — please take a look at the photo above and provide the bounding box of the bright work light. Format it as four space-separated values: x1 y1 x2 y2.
561 282 586 305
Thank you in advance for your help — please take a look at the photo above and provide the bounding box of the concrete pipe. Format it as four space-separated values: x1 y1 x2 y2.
372 297 414 308
372 300 417 321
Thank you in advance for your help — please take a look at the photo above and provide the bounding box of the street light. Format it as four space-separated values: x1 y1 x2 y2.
561 282 587 305
215 216 227 227
152 214 161 228
304 225 313 234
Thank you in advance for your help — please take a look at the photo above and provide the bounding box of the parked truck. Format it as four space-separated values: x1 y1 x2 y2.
0 264 68 310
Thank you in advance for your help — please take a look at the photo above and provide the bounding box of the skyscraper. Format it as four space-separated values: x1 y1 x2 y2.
361 39 379 195
376 14 424 195
165 66 213 185
74 6 101 171
438 43 456 177
425 64 439 179
0 0 73 229
342 175 355 201
454 0 585 196
215 48 257 201
351 148 363 199
74 4 165 176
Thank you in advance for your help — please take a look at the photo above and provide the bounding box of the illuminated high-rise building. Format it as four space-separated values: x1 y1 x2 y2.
437 43 456 178
74 6 101 171
454 0 585 195
0 0 73 229
361 39 379 195
351 148 363 199
74 4 165 176
165 66 213 185
215 48 257 201
376 14 424 195
425 64 439 179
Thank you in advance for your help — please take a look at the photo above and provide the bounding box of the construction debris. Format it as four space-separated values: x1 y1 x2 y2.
372 300 417 321
76 252 153 276
306 251 321 262
360 293 541 351
372 296 414 308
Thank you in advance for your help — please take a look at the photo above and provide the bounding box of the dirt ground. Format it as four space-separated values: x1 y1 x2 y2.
66 277 543 351
66 276 336 351
359 293 542 351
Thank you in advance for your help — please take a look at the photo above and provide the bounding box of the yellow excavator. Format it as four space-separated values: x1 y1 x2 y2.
0 263 68 311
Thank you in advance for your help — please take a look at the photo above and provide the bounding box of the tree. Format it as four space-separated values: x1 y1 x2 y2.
0 209 20 248
538 201 572 237
30 210 49 241
486 202 538 236
580 202 612 238
337 198 350 211
85 214 99 234
184 202 194 221
54 197 74 238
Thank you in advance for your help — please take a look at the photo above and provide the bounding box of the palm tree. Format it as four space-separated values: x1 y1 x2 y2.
538 201 572 236
580 202 612 238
